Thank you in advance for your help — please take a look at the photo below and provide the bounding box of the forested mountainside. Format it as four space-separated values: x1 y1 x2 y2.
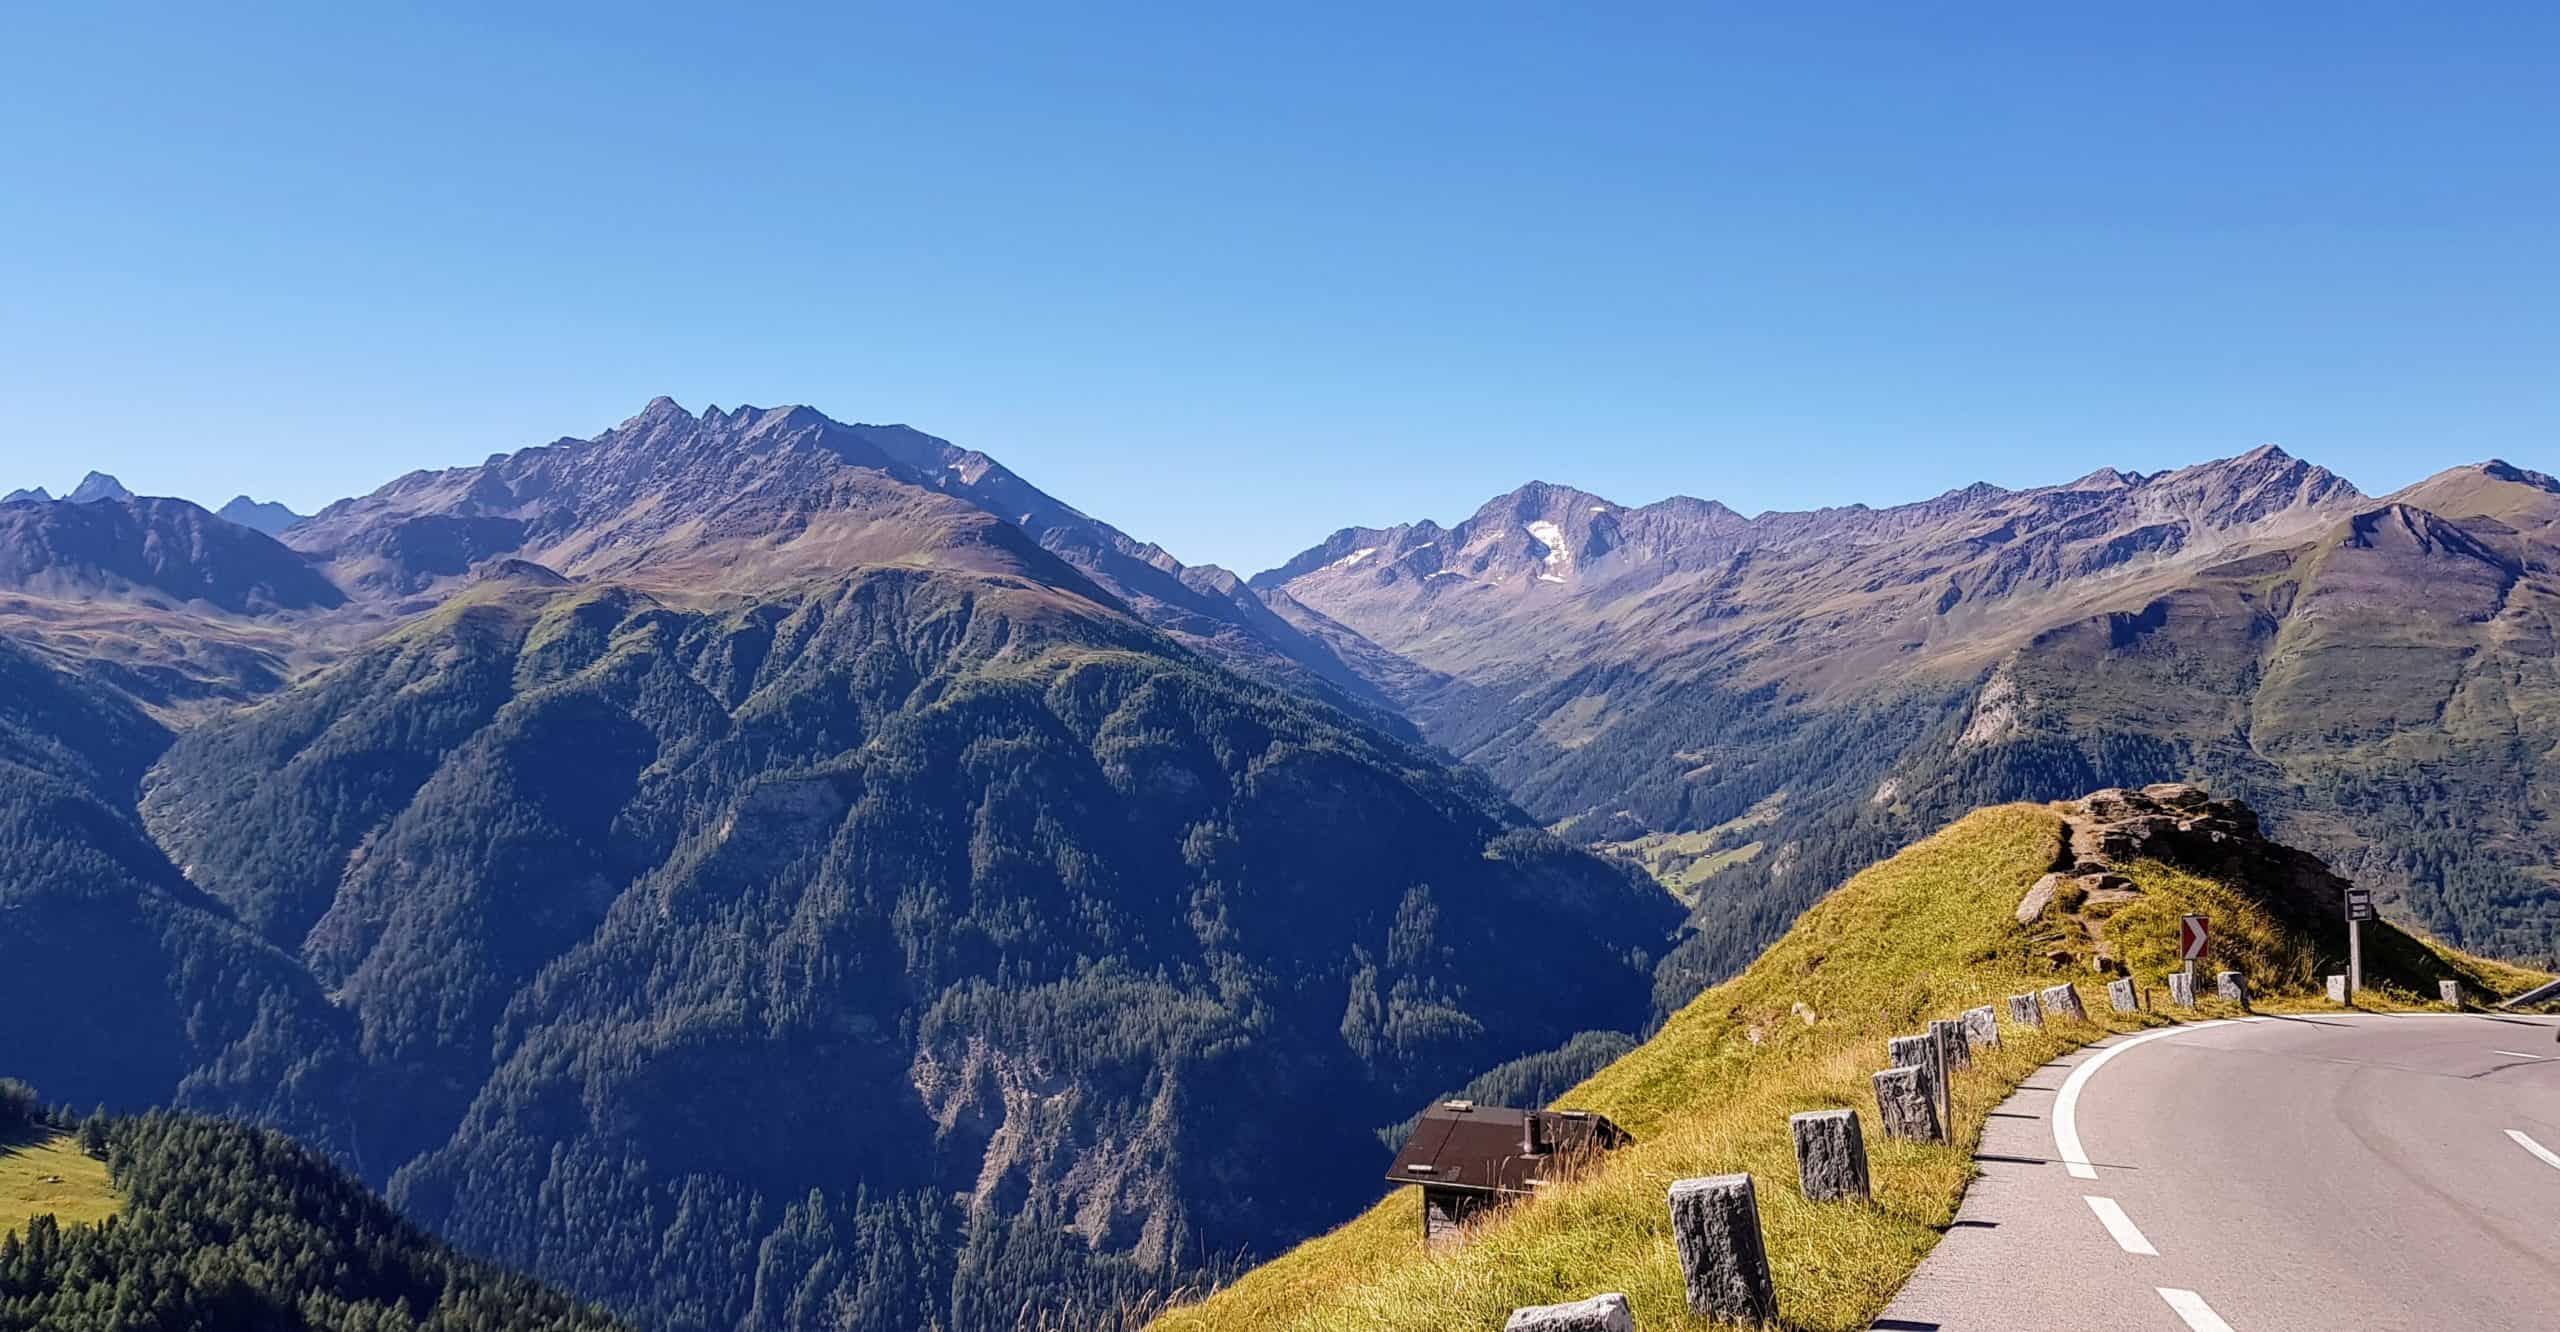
0 640 364 1143
1 401 1677 1331
0 1101 624 1332
1258 450 2560 983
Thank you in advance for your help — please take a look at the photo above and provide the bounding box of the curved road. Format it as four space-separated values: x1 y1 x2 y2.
1875 1012 2560 1330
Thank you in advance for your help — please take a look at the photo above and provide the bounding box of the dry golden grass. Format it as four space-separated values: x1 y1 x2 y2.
1153 802 2537 1332
0 1129 119 1238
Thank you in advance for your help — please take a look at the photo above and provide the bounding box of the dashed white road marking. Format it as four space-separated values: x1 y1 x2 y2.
2083 1195 2157 1255
2507 1129 2560 1171
2158 1287 2237 1331
2055 1021 2230 1179
2492 1050 2548 1061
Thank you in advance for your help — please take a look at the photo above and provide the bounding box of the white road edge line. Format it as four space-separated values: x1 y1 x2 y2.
2159 1286 2237 1331
2492 1050 2549 1060
2082 1195 2158 1255
2507 1129 2560 1171
2055 1022 2229 1179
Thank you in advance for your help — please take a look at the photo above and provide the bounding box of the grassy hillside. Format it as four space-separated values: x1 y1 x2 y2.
1155 802 2543 1332
0 1130 116 1239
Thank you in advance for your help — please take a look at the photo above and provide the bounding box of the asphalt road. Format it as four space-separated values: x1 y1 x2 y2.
1873 1011 2560 1331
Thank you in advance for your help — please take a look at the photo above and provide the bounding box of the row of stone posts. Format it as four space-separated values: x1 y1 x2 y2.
2324 974 2468 1008
1506 969 2275 1329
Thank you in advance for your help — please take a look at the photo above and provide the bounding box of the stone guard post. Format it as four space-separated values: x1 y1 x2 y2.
1930 1017 1972 1071
1961 1003 2000 1051
1791 1109 1870 1203
1888 1034 1949 1127
2039 983 2088 1022
1871 1066 1941 1142
2006 992 2044 1029
1667 1174 1778 1326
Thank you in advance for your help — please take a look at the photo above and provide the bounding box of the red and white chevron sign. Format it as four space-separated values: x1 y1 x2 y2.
2179 913 2209 961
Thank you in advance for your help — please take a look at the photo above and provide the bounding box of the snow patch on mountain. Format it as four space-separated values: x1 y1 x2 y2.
1526 519 1571 572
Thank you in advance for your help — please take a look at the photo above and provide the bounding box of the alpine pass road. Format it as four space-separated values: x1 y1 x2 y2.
1874 1012 2560 1330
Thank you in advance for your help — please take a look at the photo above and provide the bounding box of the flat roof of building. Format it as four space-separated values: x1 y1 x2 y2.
1383 1101 1630 1195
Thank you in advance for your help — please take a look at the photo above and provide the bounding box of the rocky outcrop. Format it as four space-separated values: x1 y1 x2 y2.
2017 783 2356 975
2052 783 2348 921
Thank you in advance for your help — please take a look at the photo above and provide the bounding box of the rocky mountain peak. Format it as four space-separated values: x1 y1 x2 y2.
2476 459 2560 492
2066 467 2139 491
67 471 135 504
1 486 51 505
623 395 696 430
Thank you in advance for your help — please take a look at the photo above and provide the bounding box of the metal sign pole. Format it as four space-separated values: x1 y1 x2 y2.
2344 887 2372 994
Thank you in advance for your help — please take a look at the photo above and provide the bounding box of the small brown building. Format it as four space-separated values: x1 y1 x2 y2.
1383 1100 1633 1245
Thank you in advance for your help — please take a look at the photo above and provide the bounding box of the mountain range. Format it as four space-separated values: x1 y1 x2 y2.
1255 446 2560 989
7 402 2559 1330
0 403 1670 1331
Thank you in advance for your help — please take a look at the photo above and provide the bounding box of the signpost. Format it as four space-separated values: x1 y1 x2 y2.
2179 913 2209 990
2345 887 2376 994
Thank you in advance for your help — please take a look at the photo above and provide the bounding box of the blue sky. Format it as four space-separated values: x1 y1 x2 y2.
4 3 2555 574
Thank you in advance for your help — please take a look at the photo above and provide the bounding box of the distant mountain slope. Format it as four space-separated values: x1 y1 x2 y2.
283 399 1410 732
1258 449 2560 979
0 496 344 615
0 1108 625 1332
1256 448 2356 696
0 497 344 715
216 495 304 536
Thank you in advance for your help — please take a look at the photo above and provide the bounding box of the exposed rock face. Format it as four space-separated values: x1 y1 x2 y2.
2015 873 2062 924
2053 783 2350 926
